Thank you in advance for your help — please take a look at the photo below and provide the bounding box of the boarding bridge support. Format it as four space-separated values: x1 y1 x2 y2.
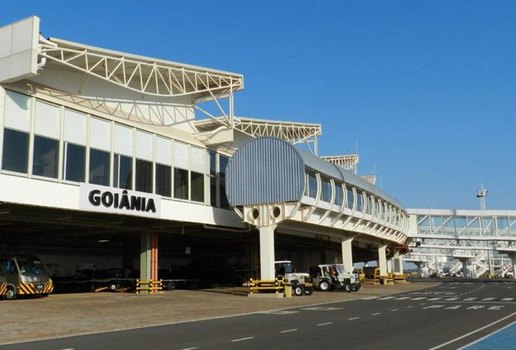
509 253 516 280
341 238 354 273
378 245 388 276
140 233 159 283
458 258 471 278
393 252 404 274
259 225 277 280
414 261 423 278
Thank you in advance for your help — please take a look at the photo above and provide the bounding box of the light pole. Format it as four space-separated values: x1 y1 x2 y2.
476 183 492 276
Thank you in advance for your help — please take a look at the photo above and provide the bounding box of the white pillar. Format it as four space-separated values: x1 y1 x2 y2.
459 258 470 278
393 252 404 274
509 253 516 280
341 238 354 273
378 245 388 277
259 225 277 280
414 262 423 278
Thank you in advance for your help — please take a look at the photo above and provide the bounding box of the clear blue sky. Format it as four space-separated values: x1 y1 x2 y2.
2 1 516 210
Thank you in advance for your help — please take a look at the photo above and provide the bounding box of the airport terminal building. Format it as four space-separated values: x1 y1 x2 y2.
0 17 512 292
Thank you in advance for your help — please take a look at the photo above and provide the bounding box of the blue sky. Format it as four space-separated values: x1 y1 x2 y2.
2 1 516 210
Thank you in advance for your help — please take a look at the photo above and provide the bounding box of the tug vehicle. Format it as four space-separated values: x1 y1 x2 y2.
311 263 361 292
274 260 313 296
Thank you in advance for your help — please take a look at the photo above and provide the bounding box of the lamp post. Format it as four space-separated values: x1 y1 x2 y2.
476 183 492 276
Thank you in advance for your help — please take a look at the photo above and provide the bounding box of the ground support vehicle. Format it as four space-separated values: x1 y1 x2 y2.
0 253 54 300
0 265 7 299
311 264 361 292
274 260 313 296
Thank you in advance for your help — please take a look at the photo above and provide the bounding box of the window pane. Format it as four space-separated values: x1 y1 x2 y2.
174 168 189 200
346 188 354 209
89 149 110 186
191 171 204 203
136 159 153 193
33 135 59 178
356 192 363 212
156 163 171 197
308 173 317 199
209 151 217 206
2 129 29 173
335 184 343 206
219 156 229 208
321 178 331 202
64 143 85 182
114 154 132 189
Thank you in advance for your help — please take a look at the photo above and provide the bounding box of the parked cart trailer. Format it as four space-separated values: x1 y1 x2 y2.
0 253 54 300
275 260 313 296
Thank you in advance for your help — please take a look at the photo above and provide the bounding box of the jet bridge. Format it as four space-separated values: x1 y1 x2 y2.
226 137 409 280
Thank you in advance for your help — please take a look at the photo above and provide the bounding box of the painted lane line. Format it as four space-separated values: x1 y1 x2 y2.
502 298 514 301
377 296 395 300
348 317 359 320
391 309 399 312
456 320 516 350
317 322 333 326
280 329 298 334
429 312 516 350
181 348 199 350
445 297 459 301
406 305 414 308
231 337 255 342
362 296 379 300
464 297 477 301
372 312 381 316
428 297 442 301
395 297 411 300
482 297 495 301
412 297 426 300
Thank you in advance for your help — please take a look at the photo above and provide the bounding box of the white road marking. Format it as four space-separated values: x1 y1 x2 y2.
378 296 395 300
482 298 495 301
362 296 379 300
302 306 342 311
466 305 484 310
423 305 444 309
502 298 514 301
429 312 516 350
181 348 199 350
395 297 410 300
391 309 399 312
348 317 359 320
372 312 381 316
456 319 516 350
280 328 298 334
317 322 333 326
445 297 459 301
258 310 299 315
412 297 426 300
464 297 477 301
406 305 414 308
488 306 504 311
231 337 255 342
445 305 462 310
428 297 442 301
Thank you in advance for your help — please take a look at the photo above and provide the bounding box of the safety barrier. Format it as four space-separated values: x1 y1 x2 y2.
136 279 163 294
0 282 7 297
249 278 285 295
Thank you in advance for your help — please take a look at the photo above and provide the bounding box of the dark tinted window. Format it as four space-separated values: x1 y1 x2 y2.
2 128 29 173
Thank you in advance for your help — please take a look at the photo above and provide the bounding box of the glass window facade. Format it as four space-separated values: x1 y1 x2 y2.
174 167 189 200
114 154 133 189
2 128 29 174
347 188 354 209
190 171 204 203
356 192 363 212
33 135 59 179
219 156 229 208
136 159 153 193
335 183 343 206
64 143 86 182
209 151 217 206
156 163 171 197
307 173 317 199
89 148 110 186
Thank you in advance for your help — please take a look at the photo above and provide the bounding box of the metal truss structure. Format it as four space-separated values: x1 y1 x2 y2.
405 209 516 276
194 116 321 153
321 155 359 174
38 37 243 98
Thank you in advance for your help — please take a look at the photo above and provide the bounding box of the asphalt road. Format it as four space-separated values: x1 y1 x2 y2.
2 281 515 350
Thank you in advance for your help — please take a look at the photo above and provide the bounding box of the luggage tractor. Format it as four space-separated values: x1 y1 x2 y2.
0 253 54 300
274 260 313 296
311 264 361 292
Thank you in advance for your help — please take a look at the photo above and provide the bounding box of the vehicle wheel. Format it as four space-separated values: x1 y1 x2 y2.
319 280 330 291
293 285 305 296
109 283 118 291
304 286 313 296
5 286 16 300
344 283 353 293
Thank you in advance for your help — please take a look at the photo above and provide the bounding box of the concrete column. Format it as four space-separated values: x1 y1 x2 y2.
259 225 277 280
509 253 516 280
414 262 423 278
140 233 159 282
341 238 354 273
459 258 470 278
378 245 388 277
393 252 404 274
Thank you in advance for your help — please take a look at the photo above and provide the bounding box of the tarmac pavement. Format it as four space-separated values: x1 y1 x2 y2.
0 281 439 345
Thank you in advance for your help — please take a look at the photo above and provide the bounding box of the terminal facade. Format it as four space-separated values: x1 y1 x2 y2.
0 17 513 290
